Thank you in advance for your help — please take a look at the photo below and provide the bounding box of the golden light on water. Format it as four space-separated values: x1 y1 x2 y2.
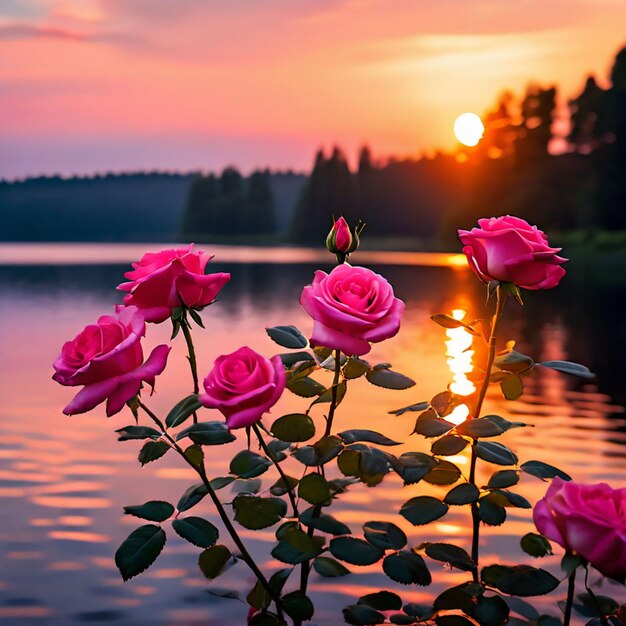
445 308 476 425
453 112 485 147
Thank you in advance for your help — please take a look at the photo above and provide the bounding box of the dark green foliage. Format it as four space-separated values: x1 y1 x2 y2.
165 394 202 428
365 366 416 390
123 501 174 522
115 524 167 581
116 425 161 441
233 495 285 530
521 533 553 558
343 604 385 625
444 483 480 505
172 517 219 548
330 537 384 566
282 591 315 621
363 521 407 551
298 473 331 505
482 564 560 596
521 461 571 481
230 450 271 478
423 543 475 572
198 544 231 579
138 440 170 466
358 591 402 611
271 413 315 442
383 551 431 586
313 557 351 577
266 325 308 349
177 483 209 512
176 421 236 445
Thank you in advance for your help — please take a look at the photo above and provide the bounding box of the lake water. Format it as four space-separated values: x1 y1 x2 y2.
0 244 624 626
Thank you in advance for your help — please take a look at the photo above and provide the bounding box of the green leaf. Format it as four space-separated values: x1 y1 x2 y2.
123 500 174 522
330 537 384 566
282 591 314 621
424 542 475 572
230 450 271 478
494 350 534 374
176 421 236 445
172 516 219 548
431 391 464 416
343 604 385 625
431 314 480 335
266 325 308 349
388 401 430 416
495 489 531 509
198 544 231 579
233 495 284 530
210 476 235 490
487 470 520 489
413 408 454 438
539 360 595 379
400 496 448 525
231 477 262 494
287 376 326 398
343 357 371 379
165 394 202 428
389 615 417 625
476 441 518 466
403 604 436 620
521 461 571 481
270 475 299 497
249 612 284 626
457 418 505 439
479 494 507 526
272 530 323 564
115 524 166 581
474 595 510 626
444 483 480 505
500 374 523 401
393 452 437 485
358 591 402 611
116 425 161 441
338 449 361 477
184 444 204 468
521 533 552 558
424 459 462 485
271 413 316 443
339 429 401 446
576 593 619 617
247 579 271 611
433 584 476 612
561 554 583 577
177 483 208 512
279 351 314 368
187 307 204 328
431 435 469 456
383 551 431 586
138 440 169 466
298 472 331 505
482 564 560 596
366 366 416 390
293 435 343 466
363 521 407 551
300 507 351 535
313 556 350 577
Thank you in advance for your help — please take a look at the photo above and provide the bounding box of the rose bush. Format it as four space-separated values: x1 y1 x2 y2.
458 215 567 289
118 244 230 323
52 306 170 416
534 477 626 581
300 263 404 356
199 346 285 429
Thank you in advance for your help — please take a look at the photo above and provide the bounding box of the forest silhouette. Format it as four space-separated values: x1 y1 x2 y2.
2 44 625 247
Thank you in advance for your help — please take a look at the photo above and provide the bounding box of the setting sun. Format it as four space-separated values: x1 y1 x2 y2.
454 112 485 147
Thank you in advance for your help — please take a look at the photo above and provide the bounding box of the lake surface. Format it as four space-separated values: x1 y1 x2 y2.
0 244 624 626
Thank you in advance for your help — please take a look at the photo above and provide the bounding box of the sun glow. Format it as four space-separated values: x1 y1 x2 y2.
453 112 485 147
445 309 476 425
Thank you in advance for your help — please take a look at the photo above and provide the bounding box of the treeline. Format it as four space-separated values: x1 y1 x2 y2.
290 44 626 245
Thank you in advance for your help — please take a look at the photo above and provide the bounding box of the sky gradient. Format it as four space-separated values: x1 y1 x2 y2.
1 0 625 178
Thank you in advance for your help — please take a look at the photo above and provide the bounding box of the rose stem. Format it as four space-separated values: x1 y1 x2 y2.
468 285 506 581
297 348 343 619
253 423 299 518
181 311 200 424
563 562 577 626
136 399 285 621
584 564 610 626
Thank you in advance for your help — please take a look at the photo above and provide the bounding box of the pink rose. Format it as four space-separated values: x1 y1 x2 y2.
533 477 626 581
199 347 285 429
300 264 404 356
53 306 170 417
326 217 353 253
458 215 567 290
117 245 230 323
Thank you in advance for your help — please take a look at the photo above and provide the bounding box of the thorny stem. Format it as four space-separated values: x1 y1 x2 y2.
469 285 507 581
253 423 299 518
181 312 200 423
563 563 577 626
136 399 285 622
297 348 343 625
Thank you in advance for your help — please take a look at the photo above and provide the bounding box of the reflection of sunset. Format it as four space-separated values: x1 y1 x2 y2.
445 309 476 425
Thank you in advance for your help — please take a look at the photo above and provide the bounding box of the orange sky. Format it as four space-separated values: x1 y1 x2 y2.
1 0 625 178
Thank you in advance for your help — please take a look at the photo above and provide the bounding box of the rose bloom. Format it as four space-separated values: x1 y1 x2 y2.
458 215 567 290
200 347 285 429
53 306 170 417
327 217 353 253
117 245 230 323
533 477 626 581
300 264 404 356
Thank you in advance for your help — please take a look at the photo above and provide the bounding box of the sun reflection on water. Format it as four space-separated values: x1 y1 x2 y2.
445 309 476 426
